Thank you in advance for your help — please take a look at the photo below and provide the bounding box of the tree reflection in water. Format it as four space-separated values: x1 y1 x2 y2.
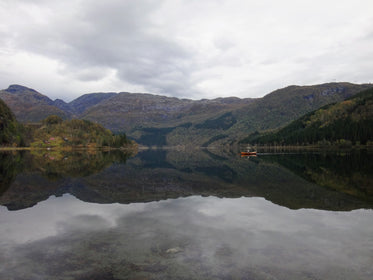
0 149 372 211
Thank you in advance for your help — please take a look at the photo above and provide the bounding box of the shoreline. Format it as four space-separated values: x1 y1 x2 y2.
249 145 373 153
0 145 138 152
1 144 372 153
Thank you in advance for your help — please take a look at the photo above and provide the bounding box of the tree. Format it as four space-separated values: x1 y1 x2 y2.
43 115 63 125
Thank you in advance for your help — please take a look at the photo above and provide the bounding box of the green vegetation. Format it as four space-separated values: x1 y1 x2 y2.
195 112 237 130
31 115 132 149
166 83 372 146
241 88 373 146
0 104 135 149
0 99 25 146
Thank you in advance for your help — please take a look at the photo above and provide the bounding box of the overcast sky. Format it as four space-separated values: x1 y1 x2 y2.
0 0 372 101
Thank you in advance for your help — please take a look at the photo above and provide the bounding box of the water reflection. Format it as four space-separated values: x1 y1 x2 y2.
1 149 373 279
0 149 372 211
261 151 373 203
0 194 372 280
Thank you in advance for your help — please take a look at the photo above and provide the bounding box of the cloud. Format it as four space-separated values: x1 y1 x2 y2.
13 1 193 88
0 0 372 100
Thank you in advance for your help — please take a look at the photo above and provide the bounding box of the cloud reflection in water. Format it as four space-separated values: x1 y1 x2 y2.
0 194 372 279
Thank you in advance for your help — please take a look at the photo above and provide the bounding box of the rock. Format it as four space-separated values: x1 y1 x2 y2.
165 247 183 254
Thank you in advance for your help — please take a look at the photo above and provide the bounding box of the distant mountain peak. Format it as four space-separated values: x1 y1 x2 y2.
54 98 67 104
0 84 67 122
5 84 38 94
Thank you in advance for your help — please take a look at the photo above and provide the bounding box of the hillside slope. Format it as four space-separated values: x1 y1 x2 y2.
0 85 69 122
68 92 118 115
80 93 252 141
31 115 131 149
242 87 373 145
166 83 373 146
0 98 24 146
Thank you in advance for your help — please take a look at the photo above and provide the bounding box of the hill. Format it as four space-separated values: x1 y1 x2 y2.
31 115 132 149
164 83 373 146
241 88 373 146
0 85 69 122
80 93 253 145
0 98 24 146
1 82 372 146
67 92 118 115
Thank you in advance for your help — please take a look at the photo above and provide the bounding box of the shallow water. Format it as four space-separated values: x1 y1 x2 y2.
0 149 372 279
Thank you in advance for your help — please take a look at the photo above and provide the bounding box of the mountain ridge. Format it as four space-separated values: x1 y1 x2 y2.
1 82 372 146
241 87 373 146
0 85 68 122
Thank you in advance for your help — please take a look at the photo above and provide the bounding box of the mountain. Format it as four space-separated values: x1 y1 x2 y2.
1 82 372 146
232 83 367 131
242 87 373 146
0 85 69 122
68 92 118 115
77 82 373 146
162 83 373 146
0 98 25 146
79 93 253 144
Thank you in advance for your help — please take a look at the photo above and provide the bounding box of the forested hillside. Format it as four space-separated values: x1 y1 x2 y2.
165 83 373 146
0 99 24 146
242 88 373 146
31 115 131 149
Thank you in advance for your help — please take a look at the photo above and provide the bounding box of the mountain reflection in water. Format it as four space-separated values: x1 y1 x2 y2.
0 149 372 280
0 149 372 211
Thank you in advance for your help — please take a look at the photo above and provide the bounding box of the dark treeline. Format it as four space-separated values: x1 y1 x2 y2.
0 99 25 146
241 88 373 146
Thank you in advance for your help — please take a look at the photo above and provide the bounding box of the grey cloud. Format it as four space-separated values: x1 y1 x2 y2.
366 31 373 39
214 37 235 51
73 68 111 82
13 0 198 97
57 214 112 233
2 0 372 99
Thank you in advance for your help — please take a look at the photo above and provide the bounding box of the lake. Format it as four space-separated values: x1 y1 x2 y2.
0 149 372 279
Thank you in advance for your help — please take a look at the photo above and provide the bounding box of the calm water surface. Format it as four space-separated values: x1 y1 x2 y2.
0 149 372 280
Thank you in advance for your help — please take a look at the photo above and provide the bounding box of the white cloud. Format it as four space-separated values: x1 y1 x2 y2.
0 0 372 101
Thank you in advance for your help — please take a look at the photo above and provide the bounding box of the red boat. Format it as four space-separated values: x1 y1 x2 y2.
240 151 257 156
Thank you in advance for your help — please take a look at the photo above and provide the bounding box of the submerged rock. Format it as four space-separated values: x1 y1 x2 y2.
165 247 183 254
